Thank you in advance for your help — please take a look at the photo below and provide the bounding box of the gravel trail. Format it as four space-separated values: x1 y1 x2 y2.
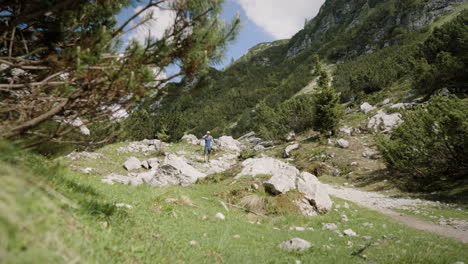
326 184 468 243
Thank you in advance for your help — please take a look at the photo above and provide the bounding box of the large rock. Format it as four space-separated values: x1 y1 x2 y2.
124 157 142 171
237 131 255 141
104 154 206 187
337 126 353 137
163 154 206 181
296 172 333 213
286 131 296 142
258 140 274 147
181 134 200 145
336 139 349 149
236 157 333 214
278 238 313 251
236 157 299 194
217 136 242 151
360 102 375 113
367 110 403 133
283 143 300 158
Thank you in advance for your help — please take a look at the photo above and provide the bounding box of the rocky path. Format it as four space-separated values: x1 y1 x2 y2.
326 184 468 243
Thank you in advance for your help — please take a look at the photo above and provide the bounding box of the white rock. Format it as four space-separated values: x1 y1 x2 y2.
338 126 353 136
343 229 357 237
367 110 403 133
237 131 255 141
322 223 338 230
215 212 225 220
294 198 318 217
124 157 142 171
217 136 242 151
146 158 160 169
341 214 349 222
296 172 333 213
350 162 358 166
181 134 199 145
283 143 300 158
278 238 313 251
336 139 349 149
360 102 375 113
253 144 265 152
115 203 133 209
286 131 296 142
141 160 150 170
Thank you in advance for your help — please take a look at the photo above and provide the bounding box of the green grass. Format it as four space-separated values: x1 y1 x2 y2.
1 142 468 263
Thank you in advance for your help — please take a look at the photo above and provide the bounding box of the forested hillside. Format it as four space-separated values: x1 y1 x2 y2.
141 0 467 139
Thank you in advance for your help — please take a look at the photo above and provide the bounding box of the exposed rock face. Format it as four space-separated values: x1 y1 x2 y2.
217 136 242 151
278 238 313 251
117 139 168 153
296 172 333 213
286 0 460 57
124 157 142 171
236 157 332 215
360 102 375 113
103 154 206 186
283 143 300 158
253 144 265 152
367 110 403 133
258 141 274 147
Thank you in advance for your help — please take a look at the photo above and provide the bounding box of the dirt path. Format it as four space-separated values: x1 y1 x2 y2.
325 184 468 243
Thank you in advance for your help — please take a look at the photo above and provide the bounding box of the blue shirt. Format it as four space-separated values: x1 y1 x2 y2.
203 135 213 148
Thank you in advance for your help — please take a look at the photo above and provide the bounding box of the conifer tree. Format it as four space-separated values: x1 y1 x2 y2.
314 68 343 135
0 0 239 147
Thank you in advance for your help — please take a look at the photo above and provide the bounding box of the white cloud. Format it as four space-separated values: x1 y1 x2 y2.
129 5 176 44
236 0 325 39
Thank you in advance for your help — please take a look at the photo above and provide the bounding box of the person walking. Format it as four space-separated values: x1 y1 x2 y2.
203 131 214 162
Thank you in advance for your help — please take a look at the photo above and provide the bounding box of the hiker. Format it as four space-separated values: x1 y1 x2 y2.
202 131 214 162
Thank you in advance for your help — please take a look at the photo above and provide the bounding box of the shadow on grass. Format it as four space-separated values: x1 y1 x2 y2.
61 177 100 197
80 200 129 220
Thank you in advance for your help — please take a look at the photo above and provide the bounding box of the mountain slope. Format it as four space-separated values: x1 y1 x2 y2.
152 0 467 138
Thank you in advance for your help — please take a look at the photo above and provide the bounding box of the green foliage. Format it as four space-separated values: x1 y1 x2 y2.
313 85 344 135
122 109 155 141
238 149 258 161
377 96 468 191
415 10 468 94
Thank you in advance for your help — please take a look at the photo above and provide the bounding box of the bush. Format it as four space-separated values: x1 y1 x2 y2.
377 96 468 191
313 85 343 135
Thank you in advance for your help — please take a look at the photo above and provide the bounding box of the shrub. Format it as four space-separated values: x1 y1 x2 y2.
377 96 468 191
313 86 343 135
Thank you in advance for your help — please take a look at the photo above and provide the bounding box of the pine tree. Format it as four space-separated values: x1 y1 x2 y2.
0 0 239 147
314 69 343 135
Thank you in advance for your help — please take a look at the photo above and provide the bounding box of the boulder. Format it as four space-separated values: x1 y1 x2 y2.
360 102 375 113
278 238 313 251
286 131 296 142
296 172 332 213
217 136 242 151
250 137 262 146
337 126 353 137
283 143 300 158
124 157 142 171
141 160 150 170
146 158 160 169
253 144 265 152
258 140 274 148
343 229 357 237
181 134 199 145
295 198 318 217
336 139 349 149
163 154 206 181
238 131 255 141
236 157 298 190
367 110 403 133
362 149 382 160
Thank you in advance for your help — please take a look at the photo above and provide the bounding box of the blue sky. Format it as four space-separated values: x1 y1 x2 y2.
117 0 325 72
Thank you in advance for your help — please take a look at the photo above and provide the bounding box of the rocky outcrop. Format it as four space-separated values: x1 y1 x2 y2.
217 136 242 151
360 102 375 113
283 143 300 158
124 157 142 171
367 110 403 133
236 157 332 216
